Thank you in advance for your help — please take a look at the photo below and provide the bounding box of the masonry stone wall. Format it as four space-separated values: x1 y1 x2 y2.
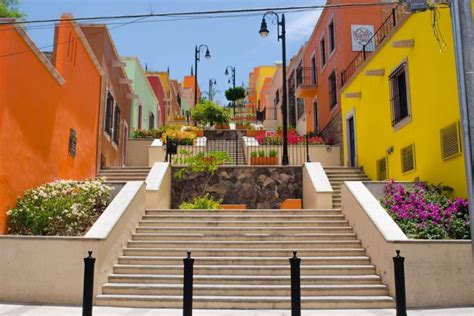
171 166 302 209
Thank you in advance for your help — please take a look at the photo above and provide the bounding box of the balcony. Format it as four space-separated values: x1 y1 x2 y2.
295 67 318 98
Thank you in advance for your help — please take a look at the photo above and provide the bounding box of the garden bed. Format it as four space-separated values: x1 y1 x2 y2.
171 166 302 209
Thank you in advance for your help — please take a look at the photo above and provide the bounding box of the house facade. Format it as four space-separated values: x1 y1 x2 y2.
0 15 102 233
122 57 160 133
296 0 383 144
340 7 467 198
146 73 166 126
80 24 133 168
247 65 277 116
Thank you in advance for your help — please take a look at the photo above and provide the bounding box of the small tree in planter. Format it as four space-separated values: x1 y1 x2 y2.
174 150 231 209
250 149 278 165
191 100 230 128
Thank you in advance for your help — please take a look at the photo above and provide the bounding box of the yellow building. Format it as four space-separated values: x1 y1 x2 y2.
247 65 277 113
340 7 467 198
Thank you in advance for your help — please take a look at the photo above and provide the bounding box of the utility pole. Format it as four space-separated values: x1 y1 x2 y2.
451 0 474 254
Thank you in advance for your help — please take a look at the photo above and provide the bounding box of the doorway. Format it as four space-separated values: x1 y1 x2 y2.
347 115 356 167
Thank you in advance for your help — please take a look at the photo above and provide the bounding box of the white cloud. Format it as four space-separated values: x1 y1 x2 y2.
286 10 322 41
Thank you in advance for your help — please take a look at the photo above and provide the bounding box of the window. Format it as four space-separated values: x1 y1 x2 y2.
68 128 77 157
311 56 317 84
320 37 326 66
440 122 462 160
149 113 155 129
104 92 114 135
376 157 388 180
329 20 336 52
113 106 120 145
401 144 415 173
138 105 142 129
389 63 410 126
297 98 305 120
328 71 337 108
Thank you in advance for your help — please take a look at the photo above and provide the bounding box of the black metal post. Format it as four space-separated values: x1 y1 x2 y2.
305 134 310 162
289 251 301 316
183 251 194 316
281 14 289 165
392 7 397 27
393 250 407 316
82 251 95 316
235 134 239 165
232 67 236 117
194 46 198 107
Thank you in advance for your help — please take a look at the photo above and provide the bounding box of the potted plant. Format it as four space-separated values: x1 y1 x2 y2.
267 149 278 165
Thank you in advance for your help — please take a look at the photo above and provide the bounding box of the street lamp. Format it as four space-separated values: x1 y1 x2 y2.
208 78 217 102
194 44 211 106
225 65 236 116
259 11 289 165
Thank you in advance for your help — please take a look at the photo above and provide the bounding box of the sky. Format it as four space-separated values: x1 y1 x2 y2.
19 0 324 104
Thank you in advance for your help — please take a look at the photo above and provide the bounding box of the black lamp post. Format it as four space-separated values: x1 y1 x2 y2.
208 78 217 102
225 65 236 116
259 11 289 166
194 44 211 106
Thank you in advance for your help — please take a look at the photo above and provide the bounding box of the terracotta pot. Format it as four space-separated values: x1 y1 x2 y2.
246 130 264 137
220 204 247 210
250 156 278 165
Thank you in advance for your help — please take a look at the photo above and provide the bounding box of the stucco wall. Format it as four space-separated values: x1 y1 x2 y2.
341 182 473 308
340 9 467 198
125 138 154 166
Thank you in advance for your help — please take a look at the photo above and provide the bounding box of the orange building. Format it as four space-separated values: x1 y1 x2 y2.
0 15 103 233
295 0 383 143
80 24 133 168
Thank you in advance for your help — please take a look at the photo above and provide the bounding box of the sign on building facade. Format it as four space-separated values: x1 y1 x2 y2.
351 25 375 51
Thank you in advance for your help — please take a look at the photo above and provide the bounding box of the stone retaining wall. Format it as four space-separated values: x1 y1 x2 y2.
204 130 245 140
172 166 302 209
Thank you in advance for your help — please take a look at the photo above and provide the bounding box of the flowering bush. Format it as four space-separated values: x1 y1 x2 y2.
161 129 196 145
381 181 470 239
254 130 328 145
7 179 113 236
132 128 162 139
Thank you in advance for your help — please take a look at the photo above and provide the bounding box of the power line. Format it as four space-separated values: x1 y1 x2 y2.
0 2 398 26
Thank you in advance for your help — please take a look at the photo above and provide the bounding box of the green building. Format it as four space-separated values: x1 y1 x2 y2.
122 57 159 135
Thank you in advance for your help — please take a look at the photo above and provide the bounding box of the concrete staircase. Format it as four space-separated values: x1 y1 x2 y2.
97 167 151 184
207 139 246 165
324 167 370 209
96 209 393 309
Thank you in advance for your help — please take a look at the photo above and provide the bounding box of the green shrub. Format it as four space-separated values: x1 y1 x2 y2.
179 194 222 209
192 100 230 126
7 179 113 236
250 151 258 158
269 149 278 157
257 150 265 157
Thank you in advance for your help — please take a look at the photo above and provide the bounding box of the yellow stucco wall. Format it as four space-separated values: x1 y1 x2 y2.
254 66 277 106
341 8 467 198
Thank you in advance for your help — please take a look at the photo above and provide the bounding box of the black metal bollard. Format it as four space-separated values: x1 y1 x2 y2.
183 251 194 316
393 250 407 316
289 251 301 316
83 251 96 316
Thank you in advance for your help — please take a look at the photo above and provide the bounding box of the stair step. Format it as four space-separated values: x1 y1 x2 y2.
135 226 352 234
122 248 367 257
144 209 342 216
141 214 345 221
131 233 357 241
108 274 382 285
113 264 377 276
127 240 362 249
102 283 389 296
117 256 370 266
138 220 350 227
96 294 395 309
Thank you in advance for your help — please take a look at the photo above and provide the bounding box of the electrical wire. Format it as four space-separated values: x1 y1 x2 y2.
0 1 398 25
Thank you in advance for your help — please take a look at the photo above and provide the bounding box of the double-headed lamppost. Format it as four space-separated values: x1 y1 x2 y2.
208 78 217 102
225 65 236 116
194 44 211 106
259 11 289 165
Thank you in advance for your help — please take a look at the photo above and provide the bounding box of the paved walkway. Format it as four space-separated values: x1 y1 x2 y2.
1 304 473 316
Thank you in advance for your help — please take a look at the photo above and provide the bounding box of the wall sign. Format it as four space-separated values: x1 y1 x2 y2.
351 25 375 51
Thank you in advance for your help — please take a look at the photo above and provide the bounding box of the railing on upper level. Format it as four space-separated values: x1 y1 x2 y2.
296 67 318 88
341 5 406 86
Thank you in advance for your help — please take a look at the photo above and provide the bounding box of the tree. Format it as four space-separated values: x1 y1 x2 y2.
191 100 230 127
225 86 246 102
0 0 25 18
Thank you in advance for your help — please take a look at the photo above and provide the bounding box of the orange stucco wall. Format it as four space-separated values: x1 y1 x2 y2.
302 0 383 138
0 17 101 233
